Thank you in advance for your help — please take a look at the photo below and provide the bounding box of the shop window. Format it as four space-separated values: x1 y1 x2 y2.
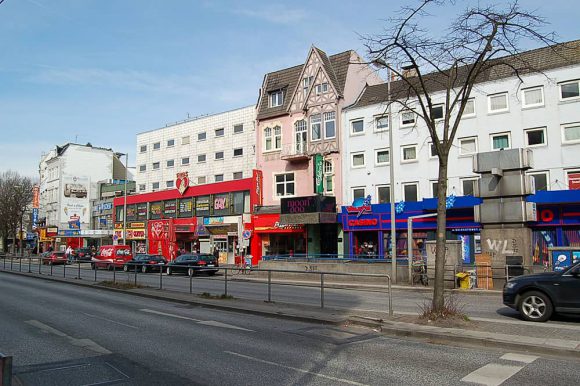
233 191 245 214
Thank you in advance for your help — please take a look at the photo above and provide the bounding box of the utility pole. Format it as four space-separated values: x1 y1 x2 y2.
122 152 128 246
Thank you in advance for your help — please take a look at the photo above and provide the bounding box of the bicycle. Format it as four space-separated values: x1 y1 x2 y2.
412 262 428 286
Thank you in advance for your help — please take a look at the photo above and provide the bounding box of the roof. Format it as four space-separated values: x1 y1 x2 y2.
257 49 353 120
354 40 580 109
55 143 114 157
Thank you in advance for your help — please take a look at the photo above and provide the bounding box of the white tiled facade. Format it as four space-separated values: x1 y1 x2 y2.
136 105 256 192
342 64 580 204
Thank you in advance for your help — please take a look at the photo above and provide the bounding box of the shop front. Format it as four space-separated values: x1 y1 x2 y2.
251 212 306 260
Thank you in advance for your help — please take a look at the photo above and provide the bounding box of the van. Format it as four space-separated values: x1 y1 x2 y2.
91 245 133 270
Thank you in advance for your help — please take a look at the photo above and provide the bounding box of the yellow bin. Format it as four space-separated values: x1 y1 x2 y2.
455 272 470 289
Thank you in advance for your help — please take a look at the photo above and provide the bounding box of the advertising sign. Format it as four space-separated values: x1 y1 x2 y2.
573 251 580 265
32 185 40 208
313 154 324 194
136 203 148 220
176 172 190 195
164 200 177 217
568 173 580 190
178 198 193 218
552 250 572 272
126 229 146 240
150 201 163 219
61 175 90 229
281 195 336 214
196 196 210 216
32 208 39 229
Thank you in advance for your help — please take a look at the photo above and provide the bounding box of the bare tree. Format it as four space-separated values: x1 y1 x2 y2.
364 0 568 311
0 171 33 253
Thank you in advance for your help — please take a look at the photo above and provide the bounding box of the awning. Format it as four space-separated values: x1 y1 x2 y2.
279 212 337 225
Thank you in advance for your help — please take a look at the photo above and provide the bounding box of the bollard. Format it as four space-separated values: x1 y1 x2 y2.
159 265 163 290
388 277 393 317
320 273 324 309
38 258 42 274
28 256 32 273
94 265 97 282
78 261 81 280
113 264 116 283
189 272 193 294
19 257 22 272
267 270 272 302
224 268 228 297
134 264 138 287
63 262 66 278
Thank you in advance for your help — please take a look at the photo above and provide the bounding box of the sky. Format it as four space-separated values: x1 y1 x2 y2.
1 0 579 178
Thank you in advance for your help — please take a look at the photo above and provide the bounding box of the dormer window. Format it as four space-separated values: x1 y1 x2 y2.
269 90 284 107
303 76 314 94
315 83 329 95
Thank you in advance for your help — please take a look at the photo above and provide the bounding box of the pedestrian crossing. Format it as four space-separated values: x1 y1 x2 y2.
461 353 539 385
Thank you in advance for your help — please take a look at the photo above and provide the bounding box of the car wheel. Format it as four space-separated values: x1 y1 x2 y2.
188 268 195 277
123 265 129 272
166 267 172 275
519 291 553 322
207 271 216 276
141 265 148 274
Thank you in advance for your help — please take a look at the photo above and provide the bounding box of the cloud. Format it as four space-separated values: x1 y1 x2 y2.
231 4 308 25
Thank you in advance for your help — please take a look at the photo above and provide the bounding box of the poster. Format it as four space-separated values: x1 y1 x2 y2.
61 175 90 229
552 250 572 272
573 251 580 265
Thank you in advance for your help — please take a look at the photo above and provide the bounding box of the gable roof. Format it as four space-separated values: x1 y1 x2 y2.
257 49 353 120
353 39 580 109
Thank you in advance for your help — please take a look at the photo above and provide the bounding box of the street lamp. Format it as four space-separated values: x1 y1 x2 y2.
117 152 129 246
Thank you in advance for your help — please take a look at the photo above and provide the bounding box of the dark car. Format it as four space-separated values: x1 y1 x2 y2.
42 251 67 265
503 262 580 322
74 248 94 262
165 254 218 276
123 254 167 273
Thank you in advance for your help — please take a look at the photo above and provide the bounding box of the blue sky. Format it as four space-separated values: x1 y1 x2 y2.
1 0 578 178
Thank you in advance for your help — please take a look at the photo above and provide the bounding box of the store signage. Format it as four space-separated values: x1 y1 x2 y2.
348 218 378 227
214 196 228 210
164 200 177 216
314 154 324 194
175 225 195 233
274 221 303 230
130 222 145 229
68 214 81 229
150 202 163 218
126 229 146 240
32 185 40 208
346 195 372 218
196 197 210 213
281 195 336 214
253 169 263 207
94 202 113 213
136 203 148 219
114 223 123 229
569 173 580 190
46 227 58 237
204 217 224 226
58 230 81 236
176 172 190 195
178 198 193 217
32 208 38 229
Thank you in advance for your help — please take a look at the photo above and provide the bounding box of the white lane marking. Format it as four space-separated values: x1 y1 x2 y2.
500 353 538 364
25 320 111 355
225 351 369 386
81 312 138 329
140 309 254 332
461 363 524 386
34 364 91 373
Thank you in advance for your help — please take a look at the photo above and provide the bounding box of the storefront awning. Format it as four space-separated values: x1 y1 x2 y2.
527 190 580 204
279 212 336 225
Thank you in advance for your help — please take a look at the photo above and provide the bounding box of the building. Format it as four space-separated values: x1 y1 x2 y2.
135 106 256 193
253 46 382 260
38 143 129 250
90 180 136 247
340 40 580 264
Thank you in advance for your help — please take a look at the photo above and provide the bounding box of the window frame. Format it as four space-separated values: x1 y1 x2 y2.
375 148 390 166
323 111 336 139
152 182 160 191
351 151 366 169
458 137 478 156
152 162 160 170
269 90 284 107
461 177 479 196
490 132 512 150
214 174 224 183
432 104 444 121
166 159 175 168
138 184 146 191
197 176 206 185
315 82 329 95
561 122 580 144
402 182 419 202
139 164 146 173
233 148 243 157
197 132 207 142
310 114 322 141
524 127 547 148
181 136 190 145
430 180 439 198
215 128 225 138
274 172 295 198
167 139 175 147
488 92 509 114
181 157 190 166
153 142 161 150
233 124 244 134
559 80 580 101
352 187 366 201
166 180 174 188
462 98 476 118
376 185 391 204
401 144 418 163
521 86 545 108
350 119 364 136
214 151 224 161
323 160 334 194
197 154 206 163
374 115 389 132
400 110 416 127
233 171 243 180
139 145 147 153
527 171 549 192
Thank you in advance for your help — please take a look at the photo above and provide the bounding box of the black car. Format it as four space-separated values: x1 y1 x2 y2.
503 262 580 322
74 248 94 262
165 254 218 276
123 254 167 273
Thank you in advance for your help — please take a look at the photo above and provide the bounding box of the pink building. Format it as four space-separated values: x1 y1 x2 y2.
254 46 382 258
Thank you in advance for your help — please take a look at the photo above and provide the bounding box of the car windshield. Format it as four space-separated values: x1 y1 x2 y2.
177 255 197 262
53 252 65 256
198 254 215 261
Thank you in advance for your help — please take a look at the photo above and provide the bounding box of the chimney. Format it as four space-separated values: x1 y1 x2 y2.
401 64 418 78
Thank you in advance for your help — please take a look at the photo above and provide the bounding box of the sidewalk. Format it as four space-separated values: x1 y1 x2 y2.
2 268 579 359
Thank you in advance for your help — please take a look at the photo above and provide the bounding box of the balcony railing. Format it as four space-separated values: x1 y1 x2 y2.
280 143 310 161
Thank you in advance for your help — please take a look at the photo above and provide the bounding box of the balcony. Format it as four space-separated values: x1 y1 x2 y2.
280 143 310 162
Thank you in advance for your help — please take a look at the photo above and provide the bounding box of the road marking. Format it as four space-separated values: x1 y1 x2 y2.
25 320 111 355
140 309 254 332
499 353 538 364
225 351 368 386
81 312 138 329
461 363 524 386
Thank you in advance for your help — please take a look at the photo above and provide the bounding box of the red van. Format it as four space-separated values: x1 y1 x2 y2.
91 245 133 270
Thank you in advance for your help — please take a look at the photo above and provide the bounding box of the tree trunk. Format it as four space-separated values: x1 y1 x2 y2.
432 155 449 311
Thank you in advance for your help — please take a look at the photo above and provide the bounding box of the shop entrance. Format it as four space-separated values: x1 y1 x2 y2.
265 233 306 256
353 231 379 258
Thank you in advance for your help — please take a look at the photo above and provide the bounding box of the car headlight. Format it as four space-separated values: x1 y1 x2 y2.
504 282 517 290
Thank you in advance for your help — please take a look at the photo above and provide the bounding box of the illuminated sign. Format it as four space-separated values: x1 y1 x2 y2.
176 172 190 195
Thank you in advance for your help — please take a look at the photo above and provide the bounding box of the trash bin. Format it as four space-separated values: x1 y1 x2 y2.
455 272 470 289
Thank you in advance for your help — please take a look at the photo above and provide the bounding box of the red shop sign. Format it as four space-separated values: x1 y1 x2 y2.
348 218 378 227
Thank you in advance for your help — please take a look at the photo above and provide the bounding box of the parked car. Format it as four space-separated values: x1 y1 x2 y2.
503 262 580 322
165 254 218 276
74 248 94 262
91 245 133 270
42 251 67 265
123 254 167 273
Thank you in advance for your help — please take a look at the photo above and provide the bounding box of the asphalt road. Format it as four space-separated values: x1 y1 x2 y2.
0 273 578 386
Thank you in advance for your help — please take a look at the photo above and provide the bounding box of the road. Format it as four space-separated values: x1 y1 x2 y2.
1 273 578 386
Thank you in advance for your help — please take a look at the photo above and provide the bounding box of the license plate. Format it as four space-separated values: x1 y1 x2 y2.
207 264 214 267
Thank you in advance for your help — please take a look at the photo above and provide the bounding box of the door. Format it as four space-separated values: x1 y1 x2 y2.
555 265 580 311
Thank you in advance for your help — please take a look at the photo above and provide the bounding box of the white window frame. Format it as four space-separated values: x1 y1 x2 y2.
198 132 206 141
350 119 364 136
197 176 206 185
197 154 206 163
351 151 365 169
264 127 273 151
428 142 440 159
527 171 550 191
524 127 547 148
323 160 334 194
522 86 544 108
352 187 366 201
376 184 391 204
462 98 476 118
374 115 389 132
274 172 295 198
139 164 146 173
233 148 243 157
153 142 161 150
458 137 478 156
375 148 390 166
401 144 418 163
167 139 175 147
323 111 336 139
166 159 174 168
559 80 580 101
274 126 282 150
561 122 580 144
565 169 580 189
402 182 419 202
215 151 224 160
139 145 147 153
214 174 224 183
310 114 322 141
461 177 479 196
233 124 244 134
215 128 225 137
233 171 243 180
400 110 416 127
315 83 329 95
490 132 511 150
152 162 160 170
181 136 190 145
269 90 284 107
488 92 509 114
303 76 313 94
139 184 146 191
432 104 444 121
430 180 439 198
166 180 174 188
181 157 190 166
152 182 160 191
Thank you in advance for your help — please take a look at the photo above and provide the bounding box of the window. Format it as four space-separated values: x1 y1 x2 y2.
181 157 190 165
315 83 329 95
488 92 509 113
215 151 224 160
400 110 416 127
264 126 281 151
324 111 336 139
377 185 390 204
375 115 389 132
401 145 417 162
139 184 146 191
197 154 206 163
269 90 284 107
352 187 365 200
323 160 334 193
182 136 190 145
197 176 206 184
462 98 475 117
140 145 147 153
560 80 580 100
351 152 365 168
167 139 175 147
432 104 444 120
311 114 322 141
214 174 224 182
562 122 580 144
215 128 224 137
274 126 282 149
528 172 549 191
152 182 160 191
198 132 206 141
139 164 146 172
429 143 439 158
166 159 174 168
522 86 544 108
525 127 547 147
166 180 174 188
431 181 439 198
233 171 243 180
491 133 511 150
459 137 478 156
264 127 272 151
152 162 160 170
153 142 161 150
233 148 243 157
462 178 478 196
351 119 364 134
566 170 580 189
403 183 419 202
275 173 295 197
233 124 244 134
375 149 390 166
303 76 314 93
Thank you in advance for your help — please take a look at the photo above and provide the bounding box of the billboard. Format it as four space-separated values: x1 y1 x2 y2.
61 175 90 229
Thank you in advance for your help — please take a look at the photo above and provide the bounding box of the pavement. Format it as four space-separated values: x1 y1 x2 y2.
2 261 580 361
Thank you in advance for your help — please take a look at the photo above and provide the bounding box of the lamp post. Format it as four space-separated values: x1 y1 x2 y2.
122 152 128 246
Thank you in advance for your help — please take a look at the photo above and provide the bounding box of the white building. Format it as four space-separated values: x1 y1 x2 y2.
39 143 128 232
342 41 580 205
136 105 256 193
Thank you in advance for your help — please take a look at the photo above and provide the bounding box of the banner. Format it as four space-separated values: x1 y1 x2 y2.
32 185 40 208
314 153 324 194
61 175 90 229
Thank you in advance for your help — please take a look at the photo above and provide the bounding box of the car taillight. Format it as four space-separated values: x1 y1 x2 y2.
148 261 157 264
199 261 206 265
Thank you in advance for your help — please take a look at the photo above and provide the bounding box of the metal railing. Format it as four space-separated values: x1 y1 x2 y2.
0 352 12 386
